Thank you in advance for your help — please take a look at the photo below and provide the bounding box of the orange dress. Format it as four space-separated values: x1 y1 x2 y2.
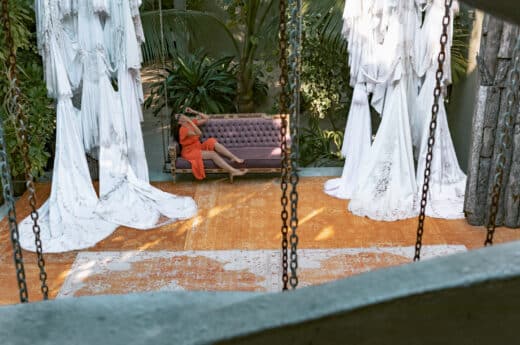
179 120 218 180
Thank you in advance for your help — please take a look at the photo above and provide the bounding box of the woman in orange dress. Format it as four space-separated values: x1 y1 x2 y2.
176 107 247 180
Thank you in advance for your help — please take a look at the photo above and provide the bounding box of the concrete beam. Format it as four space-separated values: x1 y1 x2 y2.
2 241 520 344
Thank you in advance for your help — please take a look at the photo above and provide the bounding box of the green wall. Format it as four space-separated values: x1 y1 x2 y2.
448 9 484 173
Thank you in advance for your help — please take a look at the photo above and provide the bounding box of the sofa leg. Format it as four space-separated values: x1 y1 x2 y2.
229 173 234 184
171 164 178 183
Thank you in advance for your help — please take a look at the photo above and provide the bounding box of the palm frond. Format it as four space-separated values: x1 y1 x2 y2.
303 0 345 38
451 10 472 84
145 51 238 117
140 9 240 63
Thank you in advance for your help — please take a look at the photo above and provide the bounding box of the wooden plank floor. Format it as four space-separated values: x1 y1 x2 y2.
1 177 519 305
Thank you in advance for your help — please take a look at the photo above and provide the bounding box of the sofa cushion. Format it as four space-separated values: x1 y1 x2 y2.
175 147 282 170
200 118 284 148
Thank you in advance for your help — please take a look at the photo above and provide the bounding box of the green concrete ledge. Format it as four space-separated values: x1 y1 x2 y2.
2 241 520 344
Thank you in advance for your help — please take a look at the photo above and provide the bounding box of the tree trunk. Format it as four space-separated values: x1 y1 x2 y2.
237 56 256 113
236 0 259 113
464 15 520 228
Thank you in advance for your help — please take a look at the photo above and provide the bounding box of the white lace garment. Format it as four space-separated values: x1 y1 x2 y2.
326 0 466 221
19 0 197 253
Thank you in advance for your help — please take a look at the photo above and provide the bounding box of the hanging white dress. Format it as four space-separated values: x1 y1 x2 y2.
19 33 117 253
325 0 465 221
413 0 466 219
95 66 197 229
415 71 467 219
114 0 148 180
324 84 372 199
118 68 149 181
95 0 196 228
19 0 197 253
77 0 104 151
325 0 376 200
348 1 419 221
349 78 418 221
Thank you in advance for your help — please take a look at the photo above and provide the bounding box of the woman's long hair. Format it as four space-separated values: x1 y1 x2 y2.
171 114 182 151
171 108 204 152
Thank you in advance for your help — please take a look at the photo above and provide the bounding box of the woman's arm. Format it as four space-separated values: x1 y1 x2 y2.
186 107 209 125
185 119 202 136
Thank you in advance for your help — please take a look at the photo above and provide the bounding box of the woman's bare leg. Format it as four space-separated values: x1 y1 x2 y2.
202 151 247 176
214 143 244 164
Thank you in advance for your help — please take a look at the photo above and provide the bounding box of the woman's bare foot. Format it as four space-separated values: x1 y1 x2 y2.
231 169 248 176
232 157 245 164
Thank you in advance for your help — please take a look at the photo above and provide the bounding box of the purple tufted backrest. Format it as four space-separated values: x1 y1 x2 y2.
200 117 284 148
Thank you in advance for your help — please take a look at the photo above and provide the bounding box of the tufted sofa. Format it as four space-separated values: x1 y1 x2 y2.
169 114 289 182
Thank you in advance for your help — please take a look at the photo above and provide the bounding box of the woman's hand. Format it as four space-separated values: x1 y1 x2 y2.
186 107 209 124
186 107 209 120
186 118 202 136
185 107 200 116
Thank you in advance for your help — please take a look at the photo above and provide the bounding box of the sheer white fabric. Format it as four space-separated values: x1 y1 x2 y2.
119 69 149 181
324 84 372 199
77 1 105 150
416 72 466 219
20 0 197 253
93 0 196 228
413 0 466 219
326 0 465 221
19 35 117 253
349 1 419 220
92 0 109 16
349 78 418 221
95 70 196 228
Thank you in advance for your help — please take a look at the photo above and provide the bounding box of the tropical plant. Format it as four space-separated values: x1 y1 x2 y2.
303 0 346 45
186 0 205 10
0 0 55 179
140 0 277 112
301 12 351 119
299 115 345 167
297 9 351 166
298 0 471 166
220 0 277 112
451 9 472 84
252 63 269 105
140 6 238 62
145 51 238 119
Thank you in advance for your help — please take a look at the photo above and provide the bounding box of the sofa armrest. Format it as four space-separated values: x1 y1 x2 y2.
168 137 179 178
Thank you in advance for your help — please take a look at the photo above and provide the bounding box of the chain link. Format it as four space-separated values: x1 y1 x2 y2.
1 0 29 303
287 0 301 289
0 123 29 303
414 0 453 262
2 0 48 299
485 36 520 246
279 0 290 291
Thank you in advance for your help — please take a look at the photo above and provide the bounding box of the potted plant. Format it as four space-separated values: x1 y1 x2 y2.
145 50 238 134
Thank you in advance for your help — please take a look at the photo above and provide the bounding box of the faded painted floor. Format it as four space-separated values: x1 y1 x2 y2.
1 177 520 305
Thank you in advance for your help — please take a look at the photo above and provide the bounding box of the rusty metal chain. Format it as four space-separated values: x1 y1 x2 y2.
2 0 48 299
414 0 453 262
0 114 28 303
1 0 29 303
279 0 290 291
484 35 520 246
287 0 301 289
